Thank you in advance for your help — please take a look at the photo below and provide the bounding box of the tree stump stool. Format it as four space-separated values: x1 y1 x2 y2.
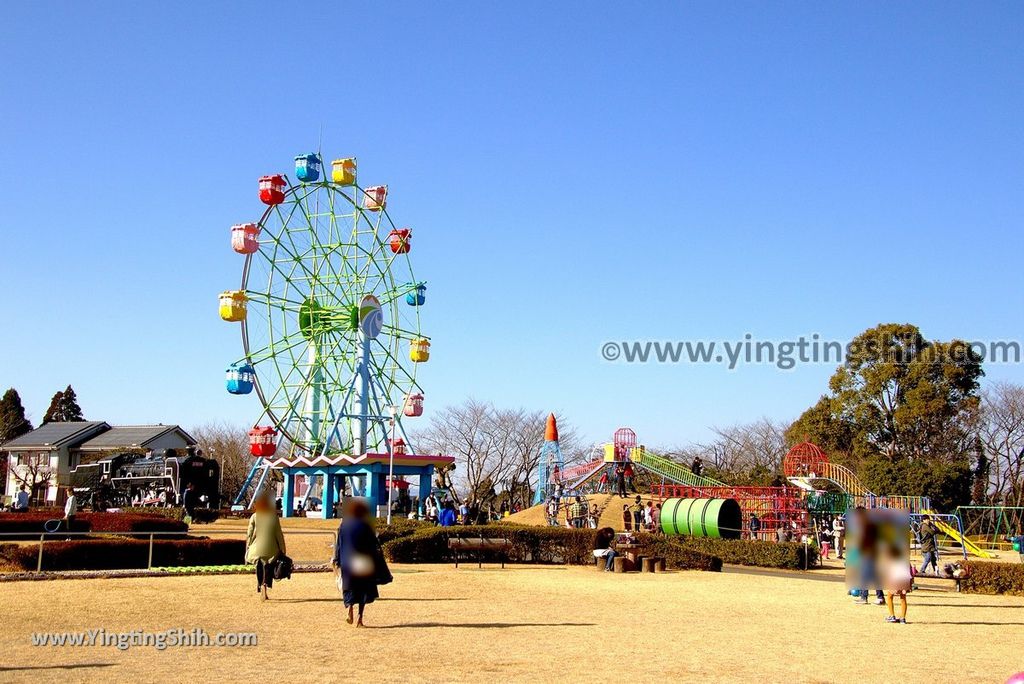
595 556 605 571
642 557 657 573
613 556 634 573
653 557 667 572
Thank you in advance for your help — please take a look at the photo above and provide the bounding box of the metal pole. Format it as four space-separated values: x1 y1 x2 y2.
386 406 397 525
37 533 45 572
148 533 154 569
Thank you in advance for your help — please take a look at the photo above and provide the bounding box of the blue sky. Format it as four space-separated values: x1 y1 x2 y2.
1 3 1021 448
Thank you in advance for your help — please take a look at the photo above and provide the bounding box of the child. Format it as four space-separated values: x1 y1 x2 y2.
883 548 913 624
622 504 632 531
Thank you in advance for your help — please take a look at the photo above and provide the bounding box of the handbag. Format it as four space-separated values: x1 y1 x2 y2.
273 554 293 580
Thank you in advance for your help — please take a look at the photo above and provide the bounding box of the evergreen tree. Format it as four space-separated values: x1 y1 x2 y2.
42 385 85 423
0 387 33 443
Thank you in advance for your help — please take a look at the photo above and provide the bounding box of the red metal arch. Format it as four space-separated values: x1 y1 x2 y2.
782 441 829 478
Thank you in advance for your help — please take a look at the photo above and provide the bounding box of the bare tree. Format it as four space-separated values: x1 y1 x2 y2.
979 382 1024 506
413 399 580 503
190 422 253 502
10 454 55 505
656 418 788 485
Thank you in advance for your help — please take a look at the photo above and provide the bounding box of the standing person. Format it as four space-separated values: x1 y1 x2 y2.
917 515 939 576
643 502 654 531
748 513 761 541
598 469 609 494
883 547 913 624
776 524 789 543
819 519 832 559
425 497 438 524
691 457 703 477
12 485 30 513
333 498 392 627
652 503 662 533
631 496 644 531
439 501 457 527
63 487 78 533
546 497 560 527
459 501 469 525
245 492 286 601
622 504 632 531
183 482 199 521
614 465 627 499
570 496 586 528
589 503 600 529
593 527 618 571
624 462 636 493
832 514 846 559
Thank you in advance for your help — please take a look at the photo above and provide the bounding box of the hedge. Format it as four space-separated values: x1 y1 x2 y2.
381 525 721 570
379 525 816 571
0 512 188 538
635 534 818 570
0 538 246 571
959 560 1024 596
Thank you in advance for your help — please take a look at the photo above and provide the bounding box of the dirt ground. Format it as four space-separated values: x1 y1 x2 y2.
2 563 1022 683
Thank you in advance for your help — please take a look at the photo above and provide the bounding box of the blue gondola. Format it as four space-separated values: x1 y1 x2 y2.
226 363 255 395
294 153 321 183
406 283 426 306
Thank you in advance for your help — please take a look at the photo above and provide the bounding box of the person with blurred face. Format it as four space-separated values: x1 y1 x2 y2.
333 498 392 627
246 492 286 601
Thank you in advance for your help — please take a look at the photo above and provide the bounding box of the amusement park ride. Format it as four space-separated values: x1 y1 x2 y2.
221 153 451 518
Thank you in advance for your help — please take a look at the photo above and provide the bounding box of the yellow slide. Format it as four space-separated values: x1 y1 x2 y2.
923 509 996 558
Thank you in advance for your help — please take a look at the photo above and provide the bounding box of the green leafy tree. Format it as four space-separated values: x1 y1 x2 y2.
785 395 858 465
0 387 34 487
42 385 86 423
0 388 33 443
789 323 983 509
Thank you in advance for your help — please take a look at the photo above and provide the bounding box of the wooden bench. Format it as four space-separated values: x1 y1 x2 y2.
448 537 513 568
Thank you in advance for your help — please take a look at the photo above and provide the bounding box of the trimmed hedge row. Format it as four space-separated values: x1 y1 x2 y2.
635 534 818 570
0 512 188 537
379 524 816 571
0 538 246 571
960 560 1024 596
383 525 599 565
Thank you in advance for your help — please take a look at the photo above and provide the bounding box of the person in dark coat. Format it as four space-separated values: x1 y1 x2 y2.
333 498 392 627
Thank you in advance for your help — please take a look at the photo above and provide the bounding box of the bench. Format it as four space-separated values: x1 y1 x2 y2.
448 537 513 568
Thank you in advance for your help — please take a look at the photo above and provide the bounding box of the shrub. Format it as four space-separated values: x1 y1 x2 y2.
636 534 818 570
382 525 724 570
0 512 187 538
373 518 431 545
960 560 1024 596
0 538 246 572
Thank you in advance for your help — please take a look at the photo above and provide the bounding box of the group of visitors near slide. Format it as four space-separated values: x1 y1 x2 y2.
245 494 391 627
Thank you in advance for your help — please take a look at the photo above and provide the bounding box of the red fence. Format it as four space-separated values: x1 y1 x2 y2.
651 484 810 540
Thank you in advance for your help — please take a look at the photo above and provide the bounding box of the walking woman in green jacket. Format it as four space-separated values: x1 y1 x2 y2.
246 493 286 601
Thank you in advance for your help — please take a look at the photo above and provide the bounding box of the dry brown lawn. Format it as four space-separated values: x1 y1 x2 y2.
2 563 1022 683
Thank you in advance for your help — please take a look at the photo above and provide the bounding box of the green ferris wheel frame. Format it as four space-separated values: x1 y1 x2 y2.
236 177 426 462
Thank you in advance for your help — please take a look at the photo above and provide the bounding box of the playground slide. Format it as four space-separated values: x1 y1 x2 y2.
630 449 726 488
558 458 603 483
567 461 606 491
922 509 996 559
789 461 873 497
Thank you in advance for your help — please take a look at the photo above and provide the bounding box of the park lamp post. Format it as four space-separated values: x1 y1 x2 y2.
386 405 398 525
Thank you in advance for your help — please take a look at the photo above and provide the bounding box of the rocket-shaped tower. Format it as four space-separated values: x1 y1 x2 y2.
533 413 565 505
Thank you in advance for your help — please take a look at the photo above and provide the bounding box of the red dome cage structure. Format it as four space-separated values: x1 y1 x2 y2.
782 441 829 479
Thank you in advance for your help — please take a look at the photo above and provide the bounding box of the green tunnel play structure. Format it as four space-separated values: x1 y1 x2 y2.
660 498 743 540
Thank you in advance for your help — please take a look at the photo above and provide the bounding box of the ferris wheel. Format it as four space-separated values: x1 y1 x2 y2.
220 154 430 468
